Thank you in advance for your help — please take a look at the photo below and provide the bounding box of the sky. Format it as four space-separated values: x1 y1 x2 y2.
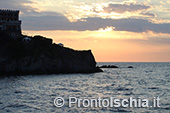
1 0 170 62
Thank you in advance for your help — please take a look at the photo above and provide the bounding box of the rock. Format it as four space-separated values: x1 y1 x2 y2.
0 31 103 76
127 66 133 68
100 65 107 68
99 65 118 68
110 65 119 68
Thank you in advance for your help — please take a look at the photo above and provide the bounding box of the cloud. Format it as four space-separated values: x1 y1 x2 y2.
140 12 156 17
21 12 71 30
102 3 151 13
64 2 154 21
2 0 169 34
22 13 170 34
125 37 170 46
162 8 170 12
0 0 39 15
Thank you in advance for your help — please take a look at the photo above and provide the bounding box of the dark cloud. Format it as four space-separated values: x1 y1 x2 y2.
140 12 156 17
0 0 39 15
102 3 151 13
21 13 170 34
21 12 71 30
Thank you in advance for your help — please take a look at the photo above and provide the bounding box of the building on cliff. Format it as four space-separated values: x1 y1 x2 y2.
0 9 21 38
57 43 64 47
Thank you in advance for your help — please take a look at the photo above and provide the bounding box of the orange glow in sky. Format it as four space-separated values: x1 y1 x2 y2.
23 30 170 62
4 0 169 62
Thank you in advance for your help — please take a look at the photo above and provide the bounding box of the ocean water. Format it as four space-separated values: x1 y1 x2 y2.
0 62 170 113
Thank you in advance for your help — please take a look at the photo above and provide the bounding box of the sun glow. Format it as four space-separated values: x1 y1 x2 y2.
22 29 170 62
16 0 170 62
98 26 115 32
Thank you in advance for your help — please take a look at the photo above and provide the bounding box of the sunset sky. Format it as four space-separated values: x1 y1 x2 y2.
1 0 170 62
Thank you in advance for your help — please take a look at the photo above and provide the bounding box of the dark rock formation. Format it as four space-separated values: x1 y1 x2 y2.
0 31 103 76
127 66 133 68
99 65 119 68
99 65 134 69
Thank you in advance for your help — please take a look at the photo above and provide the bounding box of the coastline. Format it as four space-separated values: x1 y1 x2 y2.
0 32 102 76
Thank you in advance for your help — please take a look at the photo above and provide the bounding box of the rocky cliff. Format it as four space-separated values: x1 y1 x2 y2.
0 31 102 76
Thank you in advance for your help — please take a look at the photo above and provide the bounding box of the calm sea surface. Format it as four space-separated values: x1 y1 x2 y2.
0 62 170 113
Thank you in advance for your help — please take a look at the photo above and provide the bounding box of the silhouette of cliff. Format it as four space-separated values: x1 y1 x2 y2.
0 31 102 75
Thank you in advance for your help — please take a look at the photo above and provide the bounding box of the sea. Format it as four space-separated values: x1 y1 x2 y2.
0 62 170 113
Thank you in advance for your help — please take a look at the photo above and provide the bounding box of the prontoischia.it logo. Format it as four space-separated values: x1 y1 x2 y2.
54 97 160 108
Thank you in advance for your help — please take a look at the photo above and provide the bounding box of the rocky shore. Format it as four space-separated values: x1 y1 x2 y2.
0 31 102 76
98 65 134 68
